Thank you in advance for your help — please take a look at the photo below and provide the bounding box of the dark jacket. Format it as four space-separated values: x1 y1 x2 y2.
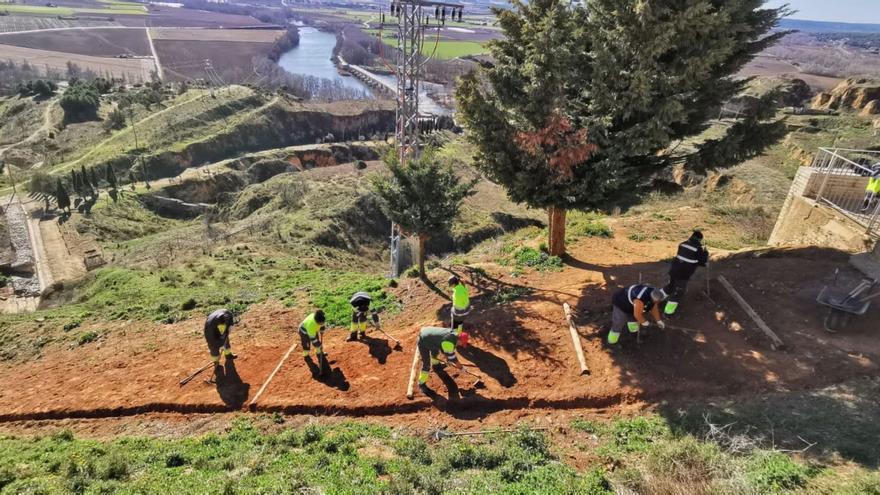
669 237 708 280
204 309 233 346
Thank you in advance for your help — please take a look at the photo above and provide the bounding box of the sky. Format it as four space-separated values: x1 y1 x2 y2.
765 0 880 24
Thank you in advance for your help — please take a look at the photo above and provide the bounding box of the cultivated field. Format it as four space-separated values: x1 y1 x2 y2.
155 39 273 82
142 6 265 28
0 14 119 33
0 27 151 57
149 27 284 43
1 0 145 16
0 43 154 80
739 54 843 91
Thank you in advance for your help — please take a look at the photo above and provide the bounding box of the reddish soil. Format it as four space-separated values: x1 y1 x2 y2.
0 235 877 428
154 39 273 82
0 27 151 57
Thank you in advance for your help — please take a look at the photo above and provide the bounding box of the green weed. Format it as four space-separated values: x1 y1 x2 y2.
512 247 563 271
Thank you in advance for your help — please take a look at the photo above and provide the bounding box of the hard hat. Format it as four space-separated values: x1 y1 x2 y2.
448 275 460 285
457 331 469 348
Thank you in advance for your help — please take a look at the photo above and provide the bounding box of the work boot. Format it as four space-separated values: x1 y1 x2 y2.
359 331 366 339
418 383 433 395
432 362 446 371
347 333 358 342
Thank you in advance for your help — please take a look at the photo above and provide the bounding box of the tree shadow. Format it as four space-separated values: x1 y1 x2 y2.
215 360 249 410
566 246 880 468
459 344 517 388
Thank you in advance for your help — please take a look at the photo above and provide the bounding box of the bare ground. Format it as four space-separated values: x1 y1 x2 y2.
0 233 876 432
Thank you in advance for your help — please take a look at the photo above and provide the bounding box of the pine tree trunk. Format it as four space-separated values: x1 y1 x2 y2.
548 206 567 257
418 233 427 279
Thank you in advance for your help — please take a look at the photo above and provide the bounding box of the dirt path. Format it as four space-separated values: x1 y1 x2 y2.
0 97 56 160
145 26 163 80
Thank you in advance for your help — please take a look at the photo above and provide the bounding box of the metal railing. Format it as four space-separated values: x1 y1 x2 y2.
810 148 880 238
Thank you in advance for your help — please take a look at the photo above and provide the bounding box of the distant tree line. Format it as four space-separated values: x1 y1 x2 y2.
267 26 301 61
28 163 119 217
180 0 297 25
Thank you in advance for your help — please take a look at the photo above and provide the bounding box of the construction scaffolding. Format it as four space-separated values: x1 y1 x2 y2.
809 148 880 238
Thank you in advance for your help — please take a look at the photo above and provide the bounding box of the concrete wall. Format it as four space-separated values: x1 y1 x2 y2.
769 195 873 252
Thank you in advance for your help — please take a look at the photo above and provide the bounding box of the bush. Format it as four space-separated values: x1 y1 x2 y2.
568 213 613 238
104 108 127 131
745 451 816 492
60 82 100 122
513 247 563 271
180 298 198 311
393 436 431 465
165 452 186 468
78 331 99 345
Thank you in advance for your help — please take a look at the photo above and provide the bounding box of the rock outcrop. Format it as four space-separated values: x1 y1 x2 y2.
811 78 880 113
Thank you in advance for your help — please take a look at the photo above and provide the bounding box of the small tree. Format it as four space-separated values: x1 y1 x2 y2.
55 179 70 212
104 108 126 131
456 0 789 256
105 163 117 189
60 81 99 122
369 149 477 278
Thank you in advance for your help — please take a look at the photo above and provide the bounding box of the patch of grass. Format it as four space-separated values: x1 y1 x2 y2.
568 211 613 238
509 246 563 271
628 232 659 242
744 451 818 492
0 422 610 494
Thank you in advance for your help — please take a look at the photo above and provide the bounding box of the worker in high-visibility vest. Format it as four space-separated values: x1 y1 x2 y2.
663 230 709 316
298 310 326 359
416 326 468 395
204 308 236 365
449 276 470 332
607 284 666 345
348 292 378 341
861 163 880 212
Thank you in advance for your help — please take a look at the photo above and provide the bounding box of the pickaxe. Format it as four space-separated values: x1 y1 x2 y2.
371 310 402 350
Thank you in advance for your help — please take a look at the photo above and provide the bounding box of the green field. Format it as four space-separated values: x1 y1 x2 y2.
0 0 145 16
365 29 487 59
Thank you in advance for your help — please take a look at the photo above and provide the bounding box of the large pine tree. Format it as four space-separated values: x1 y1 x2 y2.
456 0 790 255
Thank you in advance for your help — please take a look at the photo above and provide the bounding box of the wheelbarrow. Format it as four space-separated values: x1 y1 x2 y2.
816 277 879 332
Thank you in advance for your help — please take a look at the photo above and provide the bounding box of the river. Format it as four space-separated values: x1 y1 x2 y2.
277 25 450 115
276 26 373 96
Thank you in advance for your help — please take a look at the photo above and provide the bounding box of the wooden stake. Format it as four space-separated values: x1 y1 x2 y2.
563 303 590 375
717 275 784 350
248 342 297 410
406 342 421 400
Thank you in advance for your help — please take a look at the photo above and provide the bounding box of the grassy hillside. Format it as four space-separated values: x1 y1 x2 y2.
2 388 879 495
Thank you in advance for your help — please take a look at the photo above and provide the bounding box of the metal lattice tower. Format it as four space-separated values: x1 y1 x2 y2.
385 0 463 277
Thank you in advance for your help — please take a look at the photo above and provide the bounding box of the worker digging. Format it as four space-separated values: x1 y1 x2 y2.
607 283 666 346
204 308 236 367
348 291 378 341
299 309 328 375
416 326 469 396
663 230 709 316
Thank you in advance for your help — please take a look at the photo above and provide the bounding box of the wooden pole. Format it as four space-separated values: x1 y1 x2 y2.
717 275 784 350
248 342 297 410
406 342 420 400
563 303 590 375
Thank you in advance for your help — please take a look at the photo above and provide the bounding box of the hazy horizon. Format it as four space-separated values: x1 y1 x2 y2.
766 0 880 25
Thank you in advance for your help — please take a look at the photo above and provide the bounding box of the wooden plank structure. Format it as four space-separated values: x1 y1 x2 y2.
717 275 785 350
248 342 298 410
563 303 590 375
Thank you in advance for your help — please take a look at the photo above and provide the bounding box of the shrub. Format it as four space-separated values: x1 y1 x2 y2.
569 213 614 238
513 247 563 271
393 436 431 466
180 298 198 311
78 331 99 345
745 451 816 492
60 82 100 122
165 452 186 468
103 108 127 131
